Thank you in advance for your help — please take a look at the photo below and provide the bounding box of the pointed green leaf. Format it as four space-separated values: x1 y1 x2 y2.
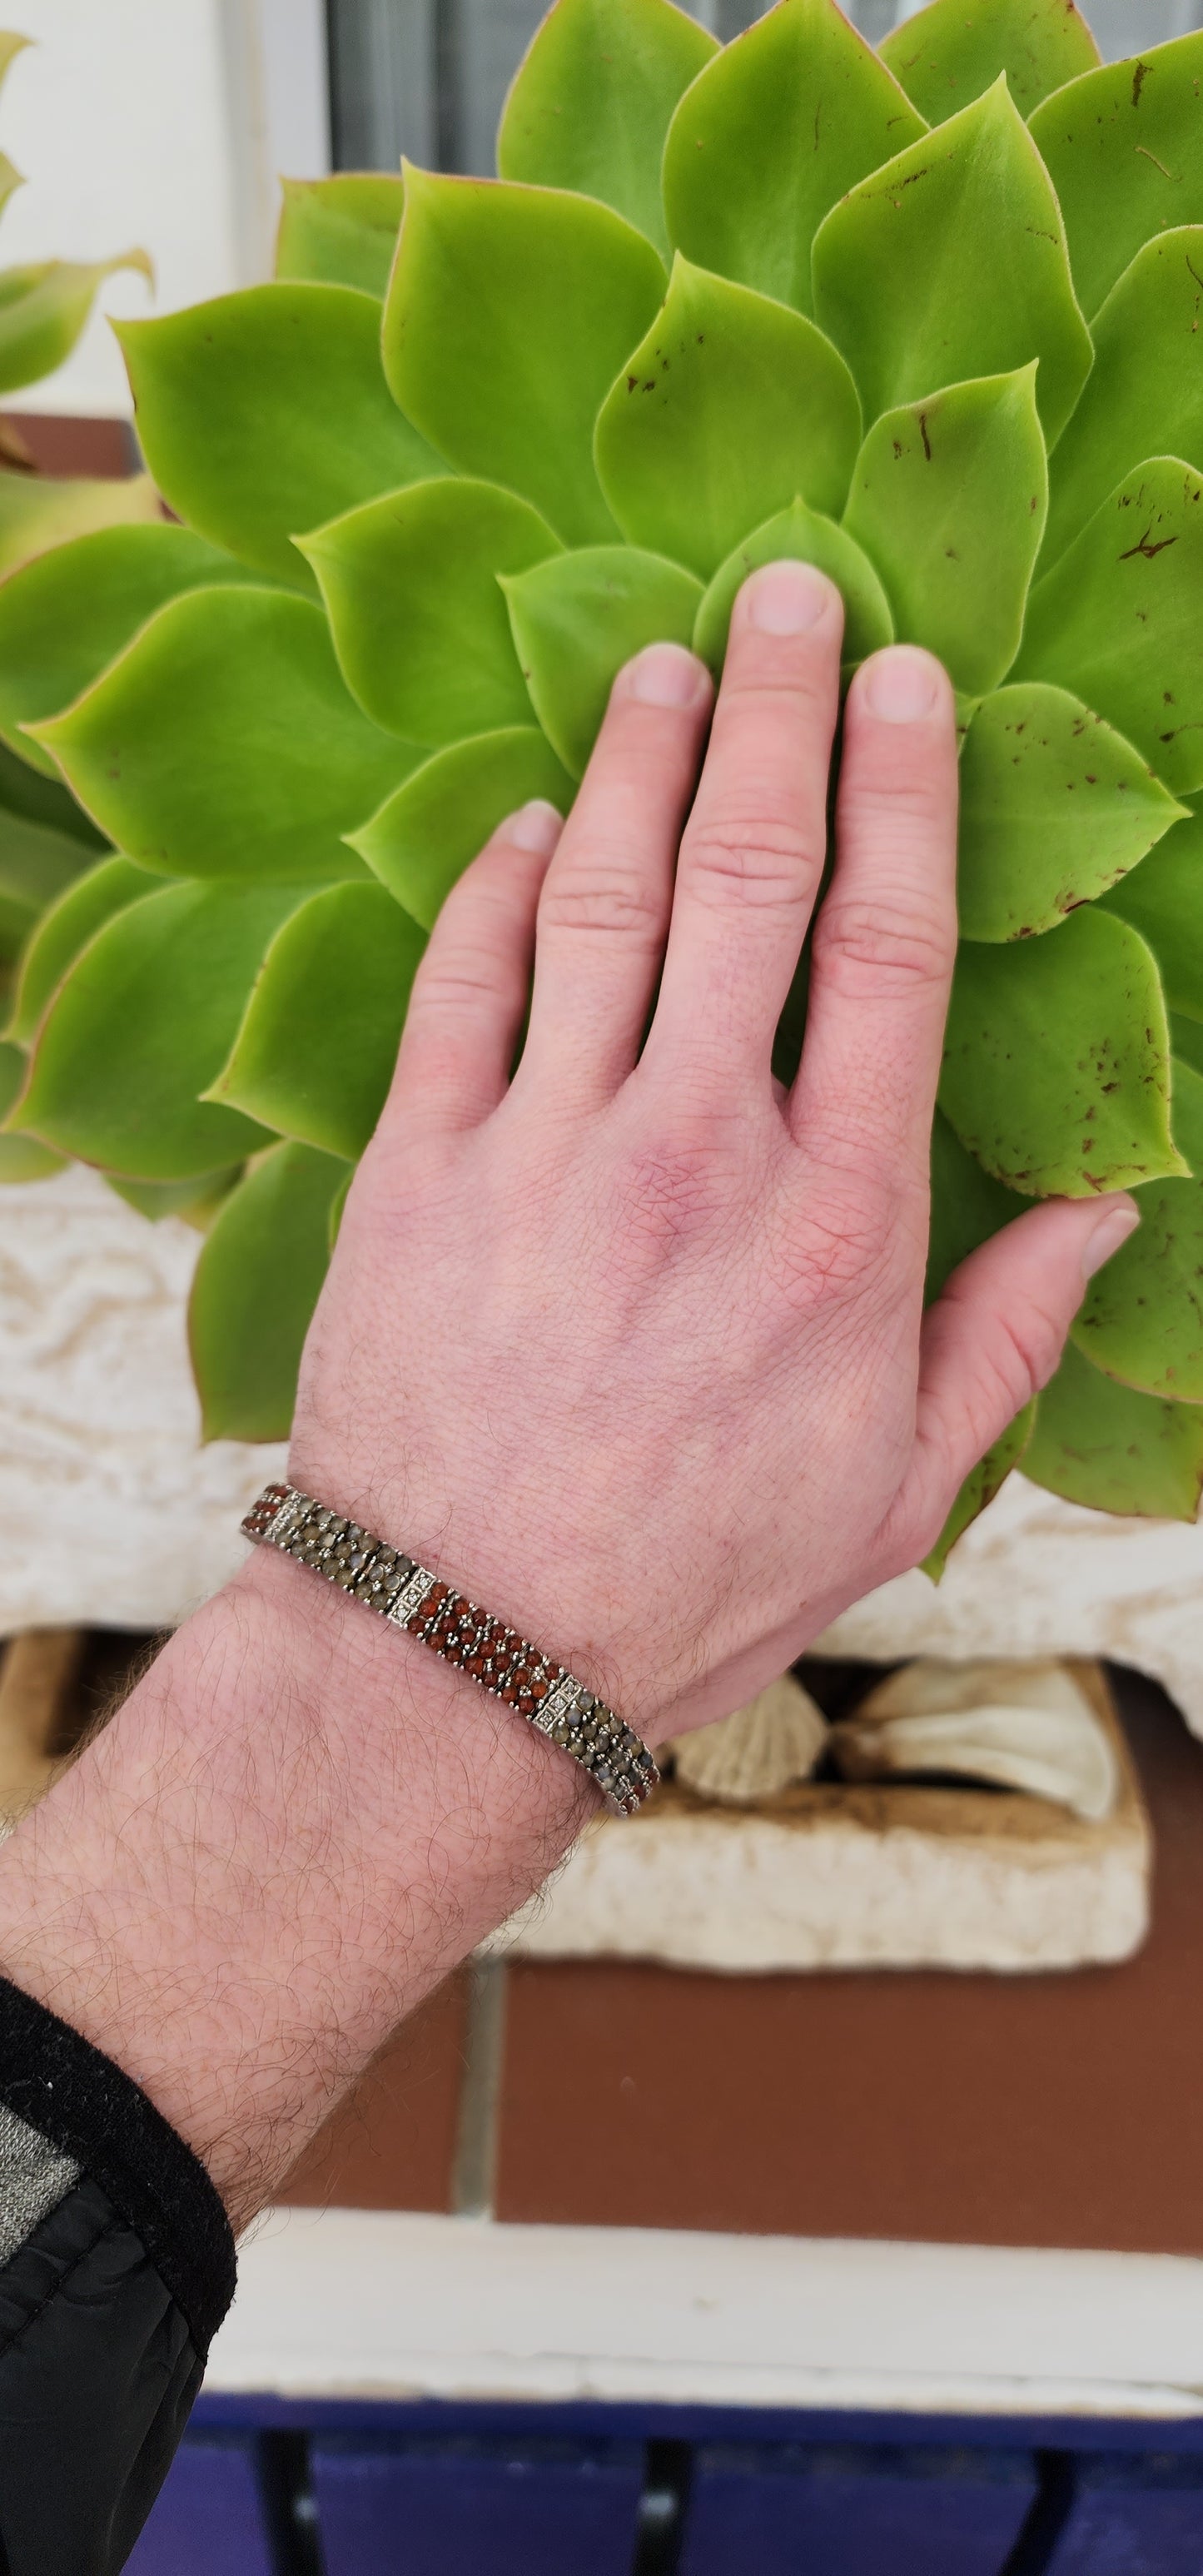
663 0 925 321
0 806 92 940
843 367 1046 696
1171 1009 1203 1081
14 880 299 1179
1024 1335 1203 1520
383 167 665 548
1016 459 1203 796
693 500 892 676
812 79 1092 446
1029 33 1203 323
301 476 560 748
881 0 1098 123
1099 801 1203 1020
594 255 861 579
352 729 573 929
957 684 1186 942
0 465 160 584
119 286 438 591
922 1401 1036 1583
0 1038 63 1182
1072 1057 1203 1401
497 0 716 257
275 175 405 297
107 1168 242 1226
0 34 30 97
0 520 263 780
927 1105 1022 1301
6 856 153 1047
0 737 103 848
211 883 425 1162
190 1141 345 1442
32 587 415 884
0 250 152 397
504 545 702 778
1045 231 1203 565
939 906 1184 1196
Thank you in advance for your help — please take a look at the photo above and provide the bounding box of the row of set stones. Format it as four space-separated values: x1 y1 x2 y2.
242 1486 658 1818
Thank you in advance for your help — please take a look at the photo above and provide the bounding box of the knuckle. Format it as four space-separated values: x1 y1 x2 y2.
684 812 823 909
614 1122 725 1253
813 890 955 998
539 846 664 945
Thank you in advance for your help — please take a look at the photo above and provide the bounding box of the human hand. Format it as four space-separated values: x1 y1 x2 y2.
291 559 1138 1745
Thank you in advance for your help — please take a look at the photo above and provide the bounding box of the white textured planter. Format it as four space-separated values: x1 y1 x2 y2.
2 1166 1203 1743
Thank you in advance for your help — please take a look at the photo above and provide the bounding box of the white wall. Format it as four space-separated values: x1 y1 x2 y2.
0 0 329 419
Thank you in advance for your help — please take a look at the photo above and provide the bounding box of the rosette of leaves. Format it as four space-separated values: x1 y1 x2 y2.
2 0 1203 1568
0 28 156 1179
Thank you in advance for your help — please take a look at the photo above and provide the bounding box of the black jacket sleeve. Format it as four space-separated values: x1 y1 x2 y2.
0 1977 236 2575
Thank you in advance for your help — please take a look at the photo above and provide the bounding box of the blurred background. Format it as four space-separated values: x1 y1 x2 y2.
2 0 1201 424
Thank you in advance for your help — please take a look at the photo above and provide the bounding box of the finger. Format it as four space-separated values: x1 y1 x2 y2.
644 559 843 1092
380 799 563 1140
898 1194 1141 1541
519 641 713 1103
790 646 958 1190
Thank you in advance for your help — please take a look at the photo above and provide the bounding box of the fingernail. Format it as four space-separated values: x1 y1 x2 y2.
623 640 708 707
862 645 943 722
506 798 564 854
743 559 834 635
1082 1197 1141 1279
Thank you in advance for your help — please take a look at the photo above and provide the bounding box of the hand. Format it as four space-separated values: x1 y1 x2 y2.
292 559 1138 1743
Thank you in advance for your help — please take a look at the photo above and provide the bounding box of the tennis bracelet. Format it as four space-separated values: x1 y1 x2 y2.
241 1483 659 1818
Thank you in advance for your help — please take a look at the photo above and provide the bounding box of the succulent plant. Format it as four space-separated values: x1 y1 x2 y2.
0 28 154 1181
2 0 1203 1566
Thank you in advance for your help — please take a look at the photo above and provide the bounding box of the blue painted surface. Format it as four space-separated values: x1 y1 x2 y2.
679 2442 1037 2576
123 2434 273 2576
312 2434 644 2575
1049 2453 1203 2574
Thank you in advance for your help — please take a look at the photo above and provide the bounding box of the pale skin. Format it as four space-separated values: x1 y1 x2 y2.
0 561 1139 2231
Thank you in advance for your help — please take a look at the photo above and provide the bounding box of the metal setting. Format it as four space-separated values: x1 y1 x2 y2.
241 1482 659 1818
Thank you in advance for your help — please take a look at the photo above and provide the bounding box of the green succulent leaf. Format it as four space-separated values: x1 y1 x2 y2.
939 906 1184 1197
1171 1010 1203 1081
0 33 29 97
275 174 406 297
497 0 716 258
1024 1334 1203 1520
352 729 574 930
0 465 160 586
0 520 263 780
957 684 1186 942
812 78 1092 448
107 1169 243 1226
0 250 152 398
119 286 439 592
6 856 153 1047
190 1141 346 1442
662 0 925 321
1099 801 1203 1020
843 366 1046 697
210 883 425 1162
1016 459 1203 796
693 500 892 676
1071 1057 1203 1402
922 1400 1036 1583
504 544 701 778
383 167 666 548
0 737 102 847
927 1104 1022 1301
0 807 92 957
1045 230 1203 566
1029 32 1203 324
14 880 300 1179
0 1038 63 1182
880 0 1098 123
594 254 861 579
33 587 415 884
302 476 560 748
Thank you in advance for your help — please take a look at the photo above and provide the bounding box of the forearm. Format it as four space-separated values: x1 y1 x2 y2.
0 1543 589 2230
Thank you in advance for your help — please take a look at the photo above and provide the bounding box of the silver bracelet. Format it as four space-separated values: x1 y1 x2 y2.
241 1483 659 1818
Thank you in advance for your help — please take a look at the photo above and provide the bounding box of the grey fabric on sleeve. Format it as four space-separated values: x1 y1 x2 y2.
0 2100 81 2267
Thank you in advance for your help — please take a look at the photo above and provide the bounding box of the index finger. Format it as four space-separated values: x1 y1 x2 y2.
789 644 959 1191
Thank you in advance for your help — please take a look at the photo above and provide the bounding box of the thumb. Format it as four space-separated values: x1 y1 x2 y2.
903 1192 1141 1538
